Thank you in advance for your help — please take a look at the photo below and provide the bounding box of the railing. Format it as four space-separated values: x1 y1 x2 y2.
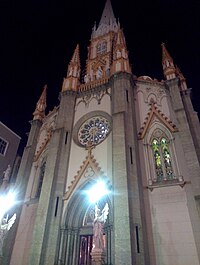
79 77 109 92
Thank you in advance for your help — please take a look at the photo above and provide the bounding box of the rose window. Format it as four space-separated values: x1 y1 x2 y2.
78 116 111 147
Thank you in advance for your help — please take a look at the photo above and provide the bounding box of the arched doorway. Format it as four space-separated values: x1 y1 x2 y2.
58 181 113 265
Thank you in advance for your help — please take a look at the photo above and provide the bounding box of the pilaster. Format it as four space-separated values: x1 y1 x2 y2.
28 91 76 265
181 89 200 164
6 119 43 265
166 78 200 262
111 73 146 265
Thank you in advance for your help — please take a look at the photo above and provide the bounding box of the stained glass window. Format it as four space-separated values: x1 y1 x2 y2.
152 139 163 181
161 138 173 180
151 137 174 182
78 116 111 147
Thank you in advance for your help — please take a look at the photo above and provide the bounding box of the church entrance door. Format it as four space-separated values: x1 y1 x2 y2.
78 235 93 265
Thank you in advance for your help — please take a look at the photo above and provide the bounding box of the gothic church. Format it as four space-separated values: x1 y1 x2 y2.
5 0 200 264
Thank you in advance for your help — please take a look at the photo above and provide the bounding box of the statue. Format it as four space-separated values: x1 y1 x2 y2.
1 165 11 191
3 165 11 182
84 74 90 83
96 66 103 80
93 203 109 250
0 213 16 256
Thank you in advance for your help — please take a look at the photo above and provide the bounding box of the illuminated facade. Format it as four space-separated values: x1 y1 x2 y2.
4 1 200 265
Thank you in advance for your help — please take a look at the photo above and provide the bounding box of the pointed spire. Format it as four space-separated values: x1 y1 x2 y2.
33 85 47 121
71 44 80 67
161 43 173 63
92 0 119 38
116 29 125 46
62 44 81 91
161 43 176 80
99 0 115 26
67 44 80 77
111 29 131 74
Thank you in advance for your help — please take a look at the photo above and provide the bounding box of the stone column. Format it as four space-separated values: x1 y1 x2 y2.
72 229 79 265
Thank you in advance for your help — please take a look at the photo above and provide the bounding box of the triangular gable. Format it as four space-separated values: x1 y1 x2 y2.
138 103 178 140
34 130 52 162
63 149 104 201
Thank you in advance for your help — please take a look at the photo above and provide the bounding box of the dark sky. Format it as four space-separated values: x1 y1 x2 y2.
0 0 199 155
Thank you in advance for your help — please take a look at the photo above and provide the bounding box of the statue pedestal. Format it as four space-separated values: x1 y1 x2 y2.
91 248 106 265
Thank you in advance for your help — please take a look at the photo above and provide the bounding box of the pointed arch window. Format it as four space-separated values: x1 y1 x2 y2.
161 138 174 179
152 139 163 181
151 137 174 181
151 136 174 182
36 161 46 198
143 125 184 189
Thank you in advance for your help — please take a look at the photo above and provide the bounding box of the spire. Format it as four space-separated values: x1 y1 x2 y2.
116 29 125 45
33 85 47 121
161 43 176 80
162 43 173 63
70 44 80 68
99 0 115 26
67 44 80 78
62 44 81 91
111 29 131 74
92 0 119 38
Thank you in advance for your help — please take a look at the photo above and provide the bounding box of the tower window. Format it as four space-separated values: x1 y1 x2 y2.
97 41 107 55
0 137 8 156
151 137 174 181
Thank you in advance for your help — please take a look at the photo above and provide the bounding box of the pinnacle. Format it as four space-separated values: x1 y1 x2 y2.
71 44 80 64
161 43 173 63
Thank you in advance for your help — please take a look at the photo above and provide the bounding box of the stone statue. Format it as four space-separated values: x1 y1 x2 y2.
84 74 90 83
93 203 109 250
96 66 103 80
0 213 16 256
3 165 11 182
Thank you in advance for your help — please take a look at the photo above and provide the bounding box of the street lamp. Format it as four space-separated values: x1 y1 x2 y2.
0 191 16 256
86 180 110 204
0 191 15 220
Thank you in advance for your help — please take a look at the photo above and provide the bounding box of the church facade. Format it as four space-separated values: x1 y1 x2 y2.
5 0 200 264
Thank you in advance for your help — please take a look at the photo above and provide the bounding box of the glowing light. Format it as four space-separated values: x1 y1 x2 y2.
86 180 109 204
0 192 15 219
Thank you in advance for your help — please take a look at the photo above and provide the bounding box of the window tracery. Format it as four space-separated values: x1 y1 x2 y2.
143 125 184 189
78 116 111 147
96 41 107 55
151 137 174 182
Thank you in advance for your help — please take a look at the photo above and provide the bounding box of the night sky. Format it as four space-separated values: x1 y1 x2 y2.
0 0 199 155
